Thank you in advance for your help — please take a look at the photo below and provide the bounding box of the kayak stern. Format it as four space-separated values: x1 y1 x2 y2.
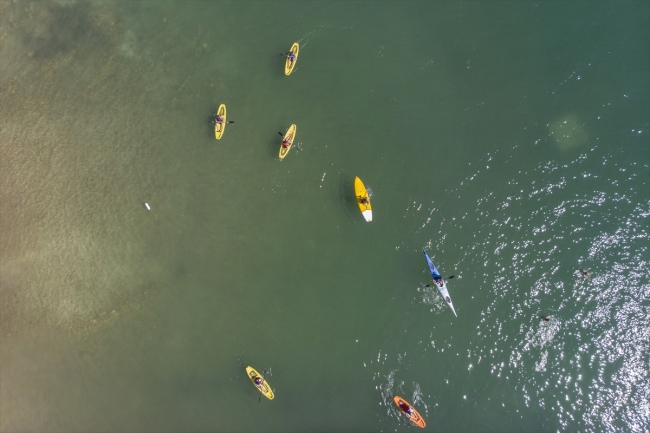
422 249 457 317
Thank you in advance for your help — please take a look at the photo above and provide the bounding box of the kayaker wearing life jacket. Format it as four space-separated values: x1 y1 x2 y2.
286 51 296 62
360 196 369 204
282 138 291 147
254 377 264 387
215 114 224 125
398 400 413 415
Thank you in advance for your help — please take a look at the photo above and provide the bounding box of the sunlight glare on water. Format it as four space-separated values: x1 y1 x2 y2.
1 1 648 432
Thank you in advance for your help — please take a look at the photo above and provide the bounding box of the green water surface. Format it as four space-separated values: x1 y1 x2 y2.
1 1 648 432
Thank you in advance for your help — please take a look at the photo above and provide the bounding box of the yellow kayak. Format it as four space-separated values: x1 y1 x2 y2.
354 177 372 222
246 366 274 400
285 42 299 75
214 104 226 139
279 124 296 159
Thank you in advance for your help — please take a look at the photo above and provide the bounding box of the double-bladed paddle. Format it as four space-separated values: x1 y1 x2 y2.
209 117 235 125
425 275 454 287
258 368 271 403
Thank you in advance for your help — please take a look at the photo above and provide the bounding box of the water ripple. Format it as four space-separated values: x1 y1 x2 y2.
405 145 649 431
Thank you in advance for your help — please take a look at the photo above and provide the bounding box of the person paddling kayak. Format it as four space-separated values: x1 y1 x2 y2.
282 138 291 148
397 399 413 415
393 396 425 428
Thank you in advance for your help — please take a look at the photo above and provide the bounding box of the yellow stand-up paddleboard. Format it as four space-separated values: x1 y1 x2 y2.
214 104 226 139
246 366 274 400
354 176 372 222
285 42 299 75
279 124 296 159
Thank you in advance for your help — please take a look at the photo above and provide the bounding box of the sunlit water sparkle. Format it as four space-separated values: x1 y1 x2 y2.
1 1 648 432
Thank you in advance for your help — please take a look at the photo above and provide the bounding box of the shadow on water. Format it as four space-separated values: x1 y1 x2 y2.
205 111 216 140
22 2 108 60
337 174 358 218
271 52 286 78
269 131 282 159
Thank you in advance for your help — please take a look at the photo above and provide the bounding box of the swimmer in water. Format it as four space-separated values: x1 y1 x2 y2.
541 315 550 324
579 268 591 280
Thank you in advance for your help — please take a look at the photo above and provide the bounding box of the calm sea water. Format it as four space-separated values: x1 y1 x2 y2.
1 1 648 432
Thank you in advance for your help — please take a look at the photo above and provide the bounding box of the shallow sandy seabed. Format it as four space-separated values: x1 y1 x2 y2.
548 113 588 151
0 0 175 334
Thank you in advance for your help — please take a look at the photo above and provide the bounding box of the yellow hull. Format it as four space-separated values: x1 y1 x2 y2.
279 124 296 159
284 42 299 76
246 366 274 400
354 177 372 222
214 104 226 139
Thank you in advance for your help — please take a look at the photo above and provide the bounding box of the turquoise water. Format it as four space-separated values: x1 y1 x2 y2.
1 1 648 431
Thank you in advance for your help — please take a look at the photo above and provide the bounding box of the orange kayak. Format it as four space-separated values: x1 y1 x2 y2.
393 396 426 428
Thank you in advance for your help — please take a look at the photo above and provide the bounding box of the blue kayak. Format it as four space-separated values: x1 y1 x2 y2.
422 249 457 317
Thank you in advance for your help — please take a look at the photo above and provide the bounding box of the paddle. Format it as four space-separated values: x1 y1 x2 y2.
258 368 270 403
210 119 235 125
278 131 295 149
425 276 455 287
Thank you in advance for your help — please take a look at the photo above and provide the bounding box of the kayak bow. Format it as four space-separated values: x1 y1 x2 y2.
279 124 296 159
245 366 274 400
285 42 299 75
214 104 226 139
393 396 426 428
354 176 372 222
422 249 457 317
